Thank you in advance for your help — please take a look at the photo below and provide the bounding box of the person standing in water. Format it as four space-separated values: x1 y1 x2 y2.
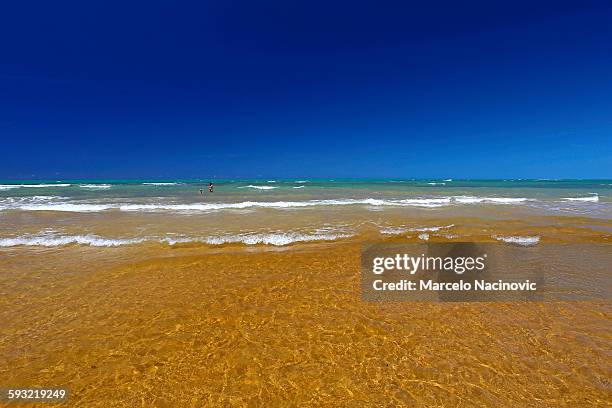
208 182 214 193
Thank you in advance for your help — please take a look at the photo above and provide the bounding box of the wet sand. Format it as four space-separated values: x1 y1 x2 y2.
0 243 610 407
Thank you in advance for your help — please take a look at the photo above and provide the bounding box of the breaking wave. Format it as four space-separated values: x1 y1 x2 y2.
561 194 599 202
80 184 112 189
380 224 455 235
453 196 529 204
0 195 588 213
239 185 278 190
0 184 71 189
0 234 146 247
0 231 353 247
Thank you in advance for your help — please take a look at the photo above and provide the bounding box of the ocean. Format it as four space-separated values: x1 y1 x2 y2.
2 179 610 406
0 179 610 248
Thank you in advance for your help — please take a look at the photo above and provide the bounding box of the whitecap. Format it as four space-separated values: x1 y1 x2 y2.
561 194 599 202
395 198 451 207
18 203 115 212
0 230 354 248
0 234 145 247
0 183 71 189
80 184 112 189
239 185 278 190
5 198 454 213
453 196 529 204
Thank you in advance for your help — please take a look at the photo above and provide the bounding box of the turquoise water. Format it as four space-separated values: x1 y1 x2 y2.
0 179 610 248
1 179 610 212
1 178 610 197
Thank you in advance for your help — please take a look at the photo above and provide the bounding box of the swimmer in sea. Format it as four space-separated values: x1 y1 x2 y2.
199 188 204 195
208 182 214 193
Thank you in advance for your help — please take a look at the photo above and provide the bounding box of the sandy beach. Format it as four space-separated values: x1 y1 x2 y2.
1 240 610 407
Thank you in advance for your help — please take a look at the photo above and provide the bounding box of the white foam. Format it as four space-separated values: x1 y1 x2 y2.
2 195 542 213
396 198 452 207
418 233 430 241
266 180 277 183
18 203 115 212
142 182 179 186
80 184 112 189
197 232 353 246
410 224 455 232
453 196 529 204
0 183 71 189
295 180 309 183
293 186 305 189
0 234 145 247
380 227 410 235
443 179 453 182
494 235 540 246
561 194 599 202
427 182 446 186
0 231 352 247
1 198 448 213
239 185 278 190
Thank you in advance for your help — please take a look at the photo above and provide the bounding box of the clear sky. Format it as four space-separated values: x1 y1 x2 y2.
1 0 611 179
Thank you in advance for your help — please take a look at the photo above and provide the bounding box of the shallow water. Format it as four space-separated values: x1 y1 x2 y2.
0 244 610 406
0 179 610 406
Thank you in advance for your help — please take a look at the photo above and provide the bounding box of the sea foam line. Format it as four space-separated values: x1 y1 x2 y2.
0 231 354 247
380 224 455 235
453 196 529 204
494 235 540 246
142 182 179 186
0 196 543 213
0 184 71 189
80 184 112 189
239 185 278 190
561 194 599 202
0 234 146 247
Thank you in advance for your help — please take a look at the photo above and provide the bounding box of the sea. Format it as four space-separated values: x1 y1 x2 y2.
0 179 610 248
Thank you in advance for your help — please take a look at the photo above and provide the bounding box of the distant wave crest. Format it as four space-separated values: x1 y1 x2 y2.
239 185 278 190
561 194 598 202
0 184 71 189
80 184 112 189
453 196 529 204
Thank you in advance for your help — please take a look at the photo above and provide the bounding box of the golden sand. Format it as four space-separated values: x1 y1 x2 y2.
0 242 610 407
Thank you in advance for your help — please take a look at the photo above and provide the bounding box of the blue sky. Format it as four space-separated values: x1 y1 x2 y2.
1 0 611 179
